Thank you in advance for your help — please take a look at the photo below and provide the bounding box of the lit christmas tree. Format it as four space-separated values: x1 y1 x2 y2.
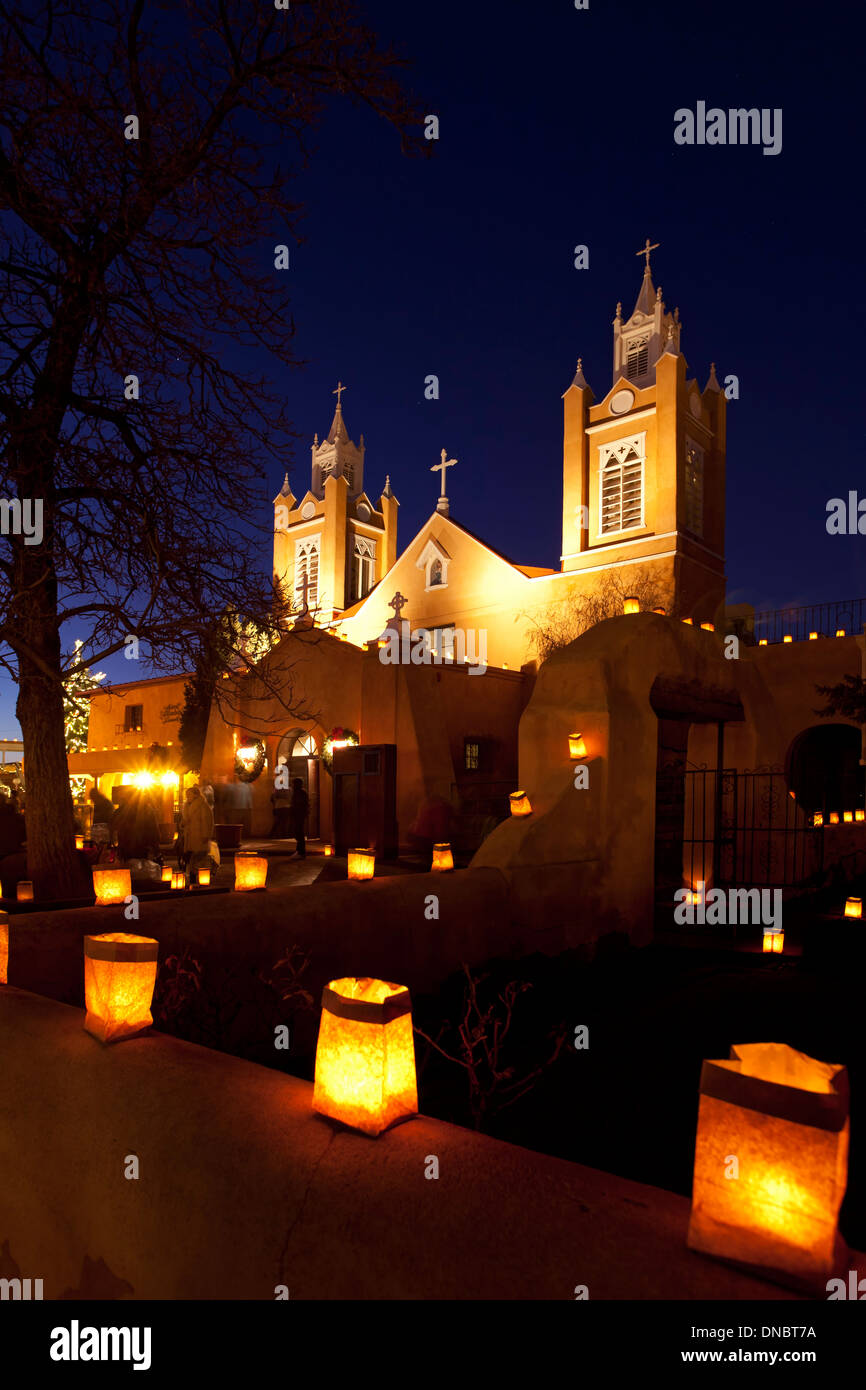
64 641 107 754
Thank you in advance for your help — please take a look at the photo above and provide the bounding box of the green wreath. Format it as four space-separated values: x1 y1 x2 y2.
321 726 359 773
234 738 266 782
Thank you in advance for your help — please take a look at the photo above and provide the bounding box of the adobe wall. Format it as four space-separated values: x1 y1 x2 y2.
0 986 839 1300
471 616 866 941
201 633 528 846
2 866 543 1013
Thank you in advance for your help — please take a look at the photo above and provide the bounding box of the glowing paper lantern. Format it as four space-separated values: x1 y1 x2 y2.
509 790 532 817
623 596 640 614
809 631 818 640
829 812 840 825
197 866 211 886
432 843 454 872
234 853 268 891
83 933 159 1043
682 618 693 626
313 978 418 1136
758 639 768 646
844 897 862 920
75 835 84 850
16 881 34 903
171 871 185 890
812 812 824 827
92 867 131 907
568 732 587 760
688 1043 849 1292
347 849 375 881
762 930 784 954
652 606 666 615
701 622 715 632
843 811 853 824
836 628 846 638
324 844 334 856
856 811 865 823
161 866 172 883
783 634 793 643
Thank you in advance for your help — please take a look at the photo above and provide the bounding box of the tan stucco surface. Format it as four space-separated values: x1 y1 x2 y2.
3 985 853 1300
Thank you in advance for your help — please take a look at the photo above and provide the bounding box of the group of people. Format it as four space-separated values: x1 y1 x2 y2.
88 783 217 879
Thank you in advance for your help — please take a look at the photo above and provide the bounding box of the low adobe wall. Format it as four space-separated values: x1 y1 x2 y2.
3 863 613 1015
0 986 842 1300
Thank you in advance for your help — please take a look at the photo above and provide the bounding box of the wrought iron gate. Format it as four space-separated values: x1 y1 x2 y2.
656 766 824 899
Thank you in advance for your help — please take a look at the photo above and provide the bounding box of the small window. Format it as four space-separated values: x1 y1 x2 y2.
124 704 143 733
430 559 443 586
464 739 480 772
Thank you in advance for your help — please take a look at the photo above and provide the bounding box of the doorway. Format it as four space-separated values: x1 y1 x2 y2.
276 730 320 838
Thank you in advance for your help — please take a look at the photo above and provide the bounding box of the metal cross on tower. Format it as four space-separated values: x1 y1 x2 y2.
635 238 660 270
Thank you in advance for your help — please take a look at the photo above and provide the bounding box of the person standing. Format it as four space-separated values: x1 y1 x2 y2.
289 778 309 860
88 785 116 847
182 784 215 877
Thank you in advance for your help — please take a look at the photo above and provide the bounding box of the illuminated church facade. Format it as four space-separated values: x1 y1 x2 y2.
273 244 727 669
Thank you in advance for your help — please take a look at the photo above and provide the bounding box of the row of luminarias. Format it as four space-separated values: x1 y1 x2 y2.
0 918 852 1294
623 596 853 641
7 843 456 905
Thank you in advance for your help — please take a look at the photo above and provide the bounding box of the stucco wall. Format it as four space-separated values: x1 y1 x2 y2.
471 616 866 939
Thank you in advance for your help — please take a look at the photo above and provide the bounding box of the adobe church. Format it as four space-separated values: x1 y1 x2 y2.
273 240 726 665
74 247 731 850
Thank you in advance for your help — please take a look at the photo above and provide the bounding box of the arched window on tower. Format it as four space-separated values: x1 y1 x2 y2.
626 336 649 380
295 537 320 608
350 535 376 603
600 436 645 534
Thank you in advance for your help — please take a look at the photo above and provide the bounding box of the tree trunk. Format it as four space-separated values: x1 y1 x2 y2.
16 643 86 902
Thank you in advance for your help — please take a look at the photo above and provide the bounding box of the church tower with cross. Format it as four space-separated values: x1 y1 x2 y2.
560 239 726 620
273 383 398 620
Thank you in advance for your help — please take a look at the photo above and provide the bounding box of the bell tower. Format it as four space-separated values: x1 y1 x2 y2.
273 385 399 622
561 243 726 622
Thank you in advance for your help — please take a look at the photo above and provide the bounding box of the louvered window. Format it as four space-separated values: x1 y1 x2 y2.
349 535 376 602
685 440 704 536
600 437 645 534
626 337 649 379
295 537 320 607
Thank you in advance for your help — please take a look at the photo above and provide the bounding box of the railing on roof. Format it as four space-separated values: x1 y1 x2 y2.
752 598 866 645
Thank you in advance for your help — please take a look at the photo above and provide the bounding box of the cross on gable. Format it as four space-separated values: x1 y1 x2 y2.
431 448 456 497
389 591 407 621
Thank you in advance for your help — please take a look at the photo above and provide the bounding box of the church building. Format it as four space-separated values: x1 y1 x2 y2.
281 242 727 669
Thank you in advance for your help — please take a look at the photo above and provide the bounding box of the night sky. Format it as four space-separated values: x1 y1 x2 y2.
2 0 862 735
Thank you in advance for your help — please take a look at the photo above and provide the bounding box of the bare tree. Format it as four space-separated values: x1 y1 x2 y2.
525 569 675 665
414 963 568 1131
0 0 423 896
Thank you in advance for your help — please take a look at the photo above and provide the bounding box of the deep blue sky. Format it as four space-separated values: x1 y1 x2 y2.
2 0 862 735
